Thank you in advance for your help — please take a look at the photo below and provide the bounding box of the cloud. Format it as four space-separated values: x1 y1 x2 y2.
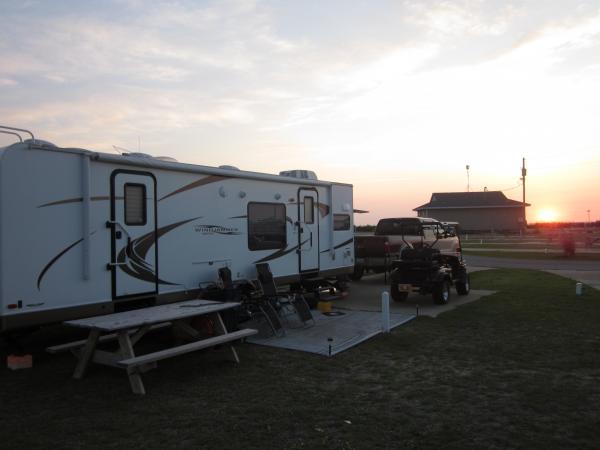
0 78 17 86
1 0 600 222
405 0 517 37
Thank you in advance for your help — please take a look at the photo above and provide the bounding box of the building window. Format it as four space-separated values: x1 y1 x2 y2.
304 196 314 224
124 183 146 226
248 202 287 251
334 214 350 231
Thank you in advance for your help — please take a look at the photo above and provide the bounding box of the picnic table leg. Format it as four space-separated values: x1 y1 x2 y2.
117 331 146 395
73 329 100 379
212 313 240 364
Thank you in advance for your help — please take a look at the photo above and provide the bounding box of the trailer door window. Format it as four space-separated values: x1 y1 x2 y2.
124 183 146 226
334 214 350 231
304 196 314 224
248 202 287 251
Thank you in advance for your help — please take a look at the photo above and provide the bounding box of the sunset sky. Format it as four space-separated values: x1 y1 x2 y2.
1 0 599 224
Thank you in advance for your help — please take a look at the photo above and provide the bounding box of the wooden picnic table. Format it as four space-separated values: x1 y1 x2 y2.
48 299 256 395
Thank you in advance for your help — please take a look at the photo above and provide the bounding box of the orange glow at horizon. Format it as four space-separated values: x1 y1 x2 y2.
536 208 558 223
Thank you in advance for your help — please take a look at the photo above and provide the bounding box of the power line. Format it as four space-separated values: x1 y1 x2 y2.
499 182 522 192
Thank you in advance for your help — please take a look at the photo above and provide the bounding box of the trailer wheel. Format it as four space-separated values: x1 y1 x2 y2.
455 273 470 295
433 280 451 305
350 264 364 281
390 284 408 302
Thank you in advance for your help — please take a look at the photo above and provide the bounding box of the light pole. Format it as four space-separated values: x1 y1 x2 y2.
521 158 527 233
466 165 470 192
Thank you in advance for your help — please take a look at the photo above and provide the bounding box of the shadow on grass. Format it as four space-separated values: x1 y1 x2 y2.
1 269 599 449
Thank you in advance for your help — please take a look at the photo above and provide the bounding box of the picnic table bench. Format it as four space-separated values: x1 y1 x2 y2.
47 299 256 395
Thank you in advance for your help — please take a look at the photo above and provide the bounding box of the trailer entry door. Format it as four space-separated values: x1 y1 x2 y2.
110 170 158 300
298 188 319 274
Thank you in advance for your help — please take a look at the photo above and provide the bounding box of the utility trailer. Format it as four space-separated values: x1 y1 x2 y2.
0 127 355 335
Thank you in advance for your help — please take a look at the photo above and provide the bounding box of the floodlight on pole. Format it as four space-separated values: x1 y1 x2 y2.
466 165 470 192
521 158 527 231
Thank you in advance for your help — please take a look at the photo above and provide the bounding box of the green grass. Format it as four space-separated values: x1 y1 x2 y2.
1 270 600 449
462 249 600 261
462 243 560 249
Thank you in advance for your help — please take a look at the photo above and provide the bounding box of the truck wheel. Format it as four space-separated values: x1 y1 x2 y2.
390 284 408 302
455 274 470 295
433 280 451 305
350 264 364 281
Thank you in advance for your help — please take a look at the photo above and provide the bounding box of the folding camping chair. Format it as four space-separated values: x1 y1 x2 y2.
255 263 314 328
217 267 285 338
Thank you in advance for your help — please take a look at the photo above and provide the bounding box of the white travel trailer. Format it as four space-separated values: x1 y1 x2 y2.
0 127 354 334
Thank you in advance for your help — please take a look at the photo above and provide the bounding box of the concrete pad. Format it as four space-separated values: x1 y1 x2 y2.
335 273 496 318
248 310 415 356
247 270 496 356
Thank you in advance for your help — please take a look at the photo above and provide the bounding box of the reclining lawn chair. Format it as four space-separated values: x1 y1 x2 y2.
216 267 285 338
255 263 314 328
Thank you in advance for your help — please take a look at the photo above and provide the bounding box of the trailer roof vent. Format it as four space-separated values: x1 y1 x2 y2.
25 139 56 148
155 156 178 162
219 165 240 170
279 169 318 180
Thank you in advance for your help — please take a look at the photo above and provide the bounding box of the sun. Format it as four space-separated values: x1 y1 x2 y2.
537 208 558 223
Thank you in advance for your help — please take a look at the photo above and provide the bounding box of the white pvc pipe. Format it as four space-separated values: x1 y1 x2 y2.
576 282 583 296
381 291 390 333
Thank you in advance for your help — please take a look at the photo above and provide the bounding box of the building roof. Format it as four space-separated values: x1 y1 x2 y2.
413 191 530 211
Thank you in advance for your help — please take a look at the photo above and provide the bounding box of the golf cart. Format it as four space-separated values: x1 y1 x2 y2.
388 218 470 304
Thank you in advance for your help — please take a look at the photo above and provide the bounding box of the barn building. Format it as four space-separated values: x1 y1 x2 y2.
413 191 530 232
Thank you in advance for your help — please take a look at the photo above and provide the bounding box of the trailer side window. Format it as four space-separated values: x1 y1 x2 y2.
334 214 350 231
248 202 287 251
304 196 314 224
124 183 146 226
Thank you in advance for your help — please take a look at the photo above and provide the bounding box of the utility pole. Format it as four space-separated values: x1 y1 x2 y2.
521 158 527 232
466 165 470 192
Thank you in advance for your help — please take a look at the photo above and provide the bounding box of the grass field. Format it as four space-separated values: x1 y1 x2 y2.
462 249 600 261
1 269 600 449
462 242 563 250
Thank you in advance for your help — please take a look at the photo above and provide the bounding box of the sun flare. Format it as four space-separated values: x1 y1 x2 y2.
537 208 558 223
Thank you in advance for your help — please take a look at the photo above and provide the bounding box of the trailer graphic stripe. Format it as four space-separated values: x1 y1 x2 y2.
253 238 309 264
116 217 202 285
37 231 98 290
317 202 330 217
159 175 227 202
320 238 354 254
38 196 123 208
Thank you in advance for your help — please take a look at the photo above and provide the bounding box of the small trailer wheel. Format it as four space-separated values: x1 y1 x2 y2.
433 280 451 305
